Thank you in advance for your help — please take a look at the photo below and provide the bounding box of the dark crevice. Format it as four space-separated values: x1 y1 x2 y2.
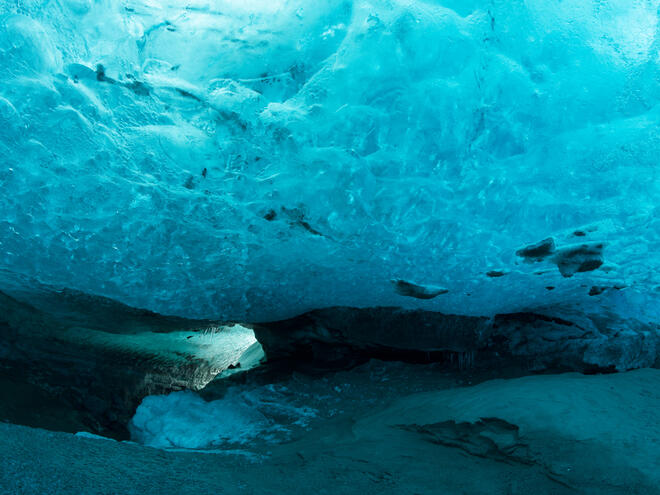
493 312 579 329
252 307 659 376
0 283 658 440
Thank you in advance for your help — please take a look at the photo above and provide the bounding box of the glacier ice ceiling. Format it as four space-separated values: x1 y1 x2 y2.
1 0 659 323
2 2 660 492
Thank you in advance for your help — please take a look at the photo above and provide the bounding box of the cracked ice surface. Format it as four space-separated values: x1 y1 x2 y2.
0 0 658 322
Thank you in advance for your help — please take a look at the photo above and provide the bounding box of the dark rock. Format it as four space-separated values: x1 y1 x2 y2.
587 284 626 295
176 88 202 101
516 238 556 262
95 64 108 82
486 270 507 278
279 206 324 236
488 311 660 372
299 220 323 237
553 242 605 278
125 79 150 96
391 279 449 299
263 209 277 221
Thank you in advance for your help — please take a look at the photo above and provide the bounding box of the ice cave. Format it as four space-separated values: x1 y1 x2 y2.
0 0 659 493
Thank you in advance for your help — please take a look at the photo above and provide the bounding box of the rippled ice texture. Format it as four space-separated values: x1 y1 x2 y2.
0 0 658 321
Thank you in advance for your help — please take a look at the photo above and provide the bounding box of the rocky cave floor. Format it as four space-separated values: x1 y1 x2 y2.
1 281 658 494
1 359 659 495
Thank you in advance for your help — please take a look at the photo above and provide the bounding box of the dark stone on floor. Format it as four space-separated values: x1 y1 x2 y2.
400 418 532 465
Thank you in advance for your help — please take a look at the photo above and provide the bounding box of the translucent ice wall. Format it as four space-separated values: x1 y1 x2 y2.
0 0 658 321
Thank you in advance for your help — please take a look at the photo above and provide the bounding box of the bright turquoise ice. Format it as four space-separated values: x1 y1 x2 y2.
0 0 658 322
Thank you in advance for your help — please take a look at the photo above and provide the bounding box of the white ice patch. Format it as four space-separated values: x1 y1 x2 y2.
129 385 317 450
